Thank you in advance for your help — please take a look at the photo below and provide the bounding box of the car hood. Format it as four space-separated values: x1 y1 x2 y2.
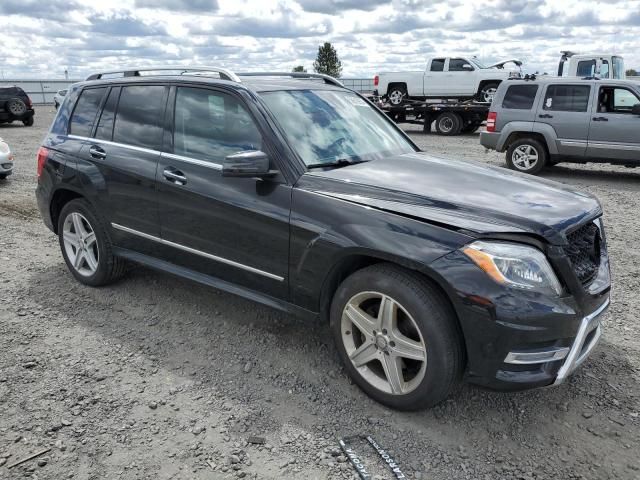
300 152 601 245
488 59 523 69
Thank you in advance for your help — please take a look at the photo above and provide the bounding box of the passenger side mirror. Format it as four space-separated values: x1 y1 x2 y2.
632 104 640 116
222 150 276 178
462 64 473 71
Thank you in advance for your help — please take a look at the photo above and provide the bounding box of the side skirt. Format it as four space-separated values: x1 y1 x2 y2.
113 247 319 321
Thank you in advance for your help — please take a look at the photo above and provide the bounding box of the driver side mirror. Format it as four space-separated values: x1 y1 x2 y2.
222 150 276 178
632 104 640 116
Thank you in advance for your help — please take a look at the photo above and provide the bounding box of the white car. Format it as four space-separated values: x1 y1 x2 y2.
0 138 13 179
375 56 522 104
54 89 68 110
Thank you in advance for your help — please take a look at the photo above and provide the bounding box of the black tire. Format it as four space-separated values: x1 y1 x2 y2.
0 174 7 180
506 138 548 175
330 263 463 410
54 101 59 110
57 198 128 287
6 98 27 116
22 116 34 127
387 85 407 106
477 82 500 103
461 121 482 134
435 112 462 136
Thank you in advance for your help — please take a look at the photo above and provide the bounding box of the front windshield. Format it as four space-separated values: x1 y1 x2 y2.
470 58 487 69
259 89 416 167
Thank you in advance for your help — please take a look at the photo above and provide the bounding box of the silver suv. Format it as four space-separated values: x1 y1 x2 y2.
480 77 640 174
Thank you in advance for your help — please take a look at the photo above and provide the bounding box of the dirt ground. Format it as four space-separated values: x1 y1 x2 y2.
0 106 638 480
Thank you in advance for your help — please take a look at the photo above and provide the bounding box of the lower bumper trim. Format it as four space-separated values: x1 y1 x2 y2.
553 297 609 386
504 346 569 365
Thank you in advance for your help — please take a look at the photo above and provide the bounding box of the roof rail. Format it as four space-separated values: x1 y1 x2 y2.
85 66 241 82
237 72 344 88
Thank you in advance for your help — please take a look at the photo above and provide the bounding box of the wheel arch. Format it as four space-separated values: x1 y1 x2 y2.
477 79 502 94
49 187 86 234
386 82 408 95
502 131 551 157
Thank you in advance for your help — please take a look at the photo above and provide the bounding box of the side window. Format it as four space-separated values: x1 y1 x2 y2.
430 59 445 72
502 85 538 109
113 85 167 150
543 85 590 112
94 87 120 141
598 87 640 114
173 87 262 163
69 88 107 136
448 58 472 72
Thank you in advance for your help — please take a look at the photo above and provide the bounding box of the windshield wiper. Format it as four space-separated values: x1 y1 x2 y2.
306 158 370 170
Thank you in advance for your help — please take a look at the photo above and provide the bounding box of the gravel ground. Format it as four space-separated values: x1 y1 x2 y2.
0 106 638 480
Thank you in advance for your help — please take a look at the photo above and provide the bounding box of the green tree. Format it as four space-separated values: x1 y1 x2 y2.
626 68 638 77
292 65 307 72
313 42 342 78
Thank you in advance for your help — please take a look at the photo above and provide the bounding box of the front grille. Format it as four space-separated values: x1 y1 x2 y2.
564 222 601 286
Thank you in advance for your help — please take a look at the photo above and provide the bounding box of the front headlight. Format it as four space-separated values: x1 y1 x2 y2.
0 141 9 154
463 240 562 296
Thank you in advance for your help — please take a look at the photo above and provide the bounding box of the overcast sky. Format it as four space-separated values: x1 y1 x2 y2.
0 0 638 79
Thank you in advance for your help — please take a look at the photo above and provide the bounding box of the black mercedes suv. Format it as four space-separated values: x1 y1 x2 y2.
36 67 610 410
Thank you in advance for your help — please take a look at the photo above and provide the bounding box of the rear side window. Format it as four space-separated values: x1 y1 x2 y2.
430 59 445 72
543 85 590 112
173 87 262 163
69 88 107 136
502 85 538 109
113 85 167 150
94 87 120 141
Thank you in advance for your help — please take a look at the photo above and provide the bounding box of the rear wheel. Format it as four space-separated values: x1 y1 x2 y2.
0 174 7 180
461 121 482 134
58 199 127 287
387 85 407 106
506 138 548 175
6 98 27 116
331 264 463 410
435 112 462 135
23 116 34 127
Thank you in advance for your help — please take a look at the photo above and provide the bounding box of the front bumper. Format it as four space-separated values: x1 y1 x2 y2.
430 249 610 391
0 160 13 175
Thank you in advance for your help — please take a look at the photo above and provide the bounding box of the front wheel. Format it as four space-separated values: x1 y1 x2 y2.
331 264 463 410
58 199 128 287
506 138 548 175
23 116 34 127
478 82 500 103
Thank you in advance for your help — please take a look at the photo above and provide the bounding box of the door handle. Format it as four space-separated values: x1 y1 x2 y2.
538 114 553 119
592 116 609 122
163 167 187 185
89 145 106 159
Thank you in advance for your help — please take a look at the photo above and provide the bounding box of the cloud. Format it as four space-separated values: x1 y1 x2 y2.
87 12 168 37
297 0 388 13
0 0 83 20
134 0 218 12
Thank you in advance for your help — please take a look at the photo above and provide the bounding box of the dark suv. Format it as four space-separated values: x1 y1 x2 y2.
0 86 35 126
35 67 610 410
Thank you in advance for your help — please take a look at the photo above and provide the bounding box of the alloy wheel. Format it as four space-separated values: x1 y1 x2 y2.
388 90 404 105
62 212 99 277
341 291 427 395
512 144 539 171
482 87 497 103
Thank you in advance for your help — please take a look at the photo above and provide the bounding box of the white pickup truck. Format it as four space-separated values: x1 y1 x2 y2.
558 52 625 79
374 56 522 104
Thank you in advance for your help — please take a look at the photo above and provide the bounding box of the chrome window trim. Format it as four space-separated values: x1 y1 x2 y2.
66 135 224 170
111 223 284 282
160 152 222 170
67 135 161 156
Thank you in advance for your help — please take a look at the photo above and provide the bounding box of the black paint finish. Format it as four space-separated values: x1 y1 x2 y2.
36 75 610 392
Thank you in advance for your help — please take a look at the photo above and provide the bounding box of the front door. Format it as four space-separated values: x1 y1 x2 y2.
587 85 640 162
536 83 592 157
444 58 477 96
156 86 291 299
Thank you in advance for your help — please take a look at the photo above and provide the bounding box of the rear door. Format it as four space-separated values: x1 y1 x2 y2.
155 85 291 300
587 85 640 162
75 84 168 251
423 58 447 96
536 83 592 157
